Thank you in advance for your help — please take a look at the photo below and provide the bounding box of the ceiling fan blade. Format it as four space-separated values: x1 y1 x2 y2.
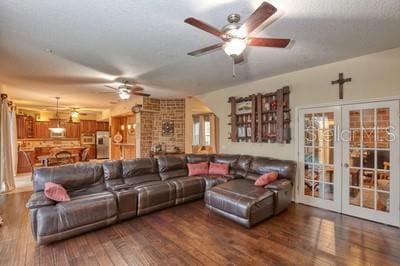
184 17 226 39
132 92 151 97
238 2 277 36
233 54 244 64
130 86 144 92
247 37 290 48
104 85 117 91
188 43 224 56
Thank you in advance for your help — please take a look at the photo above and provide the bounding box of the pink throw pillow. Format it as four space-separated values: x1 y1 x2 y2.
209 162 229 175
187 162 209 176
44 182 71 202
254 172 279 186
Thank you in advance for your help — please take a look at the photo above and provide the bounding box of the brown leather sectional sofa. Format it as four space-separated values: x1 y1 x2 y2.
27 154 296 245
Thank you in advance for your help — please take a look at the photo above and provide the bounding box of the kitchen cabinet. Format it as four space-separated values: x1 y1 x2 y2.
16 115 34 139
66 122 81 138
80 120 97 134
34 121 50 139
96 121 109 131
16 115 26 139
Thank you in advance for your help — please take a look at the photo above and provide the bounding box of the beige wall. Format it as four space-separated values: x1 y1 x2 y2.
198 47 400 160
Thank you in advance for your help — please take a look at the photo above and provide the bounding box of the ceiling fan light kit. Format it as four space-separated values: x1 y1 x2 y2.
103 80 150 101
223 38 247 56
184 1 291 77
118 89 131 100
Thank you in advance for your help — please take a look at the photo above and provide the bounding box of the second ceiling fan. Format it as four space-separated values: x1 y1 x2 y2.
102 80 150 101
185 1 291 75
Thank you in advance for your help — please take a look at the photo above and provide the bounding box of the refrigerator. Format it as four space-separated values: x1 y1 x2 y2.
96 131 110 159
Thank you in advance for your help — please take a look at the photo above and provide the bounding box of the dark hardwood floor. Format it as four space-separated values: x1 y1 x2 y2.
1 191 400 265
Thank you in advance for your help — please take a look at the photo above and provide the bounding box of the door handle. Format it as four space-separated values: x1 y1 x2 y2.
344 163 349 168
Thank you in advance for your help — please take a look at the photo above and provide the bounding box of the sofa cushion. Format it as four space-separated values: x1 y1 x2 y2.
205 179 274 219
187 162 209 176
135 181 176 215
254 172 278 187
35 191 117 237
212 154 239 175
200 174 240 190
44 182 70 202
157 155 188 180
235 155 253 177
167 176 205 204
122 158 161 185
186 154 212 164
33 163 105 193
246 156 297 182
102 160 124 188
103 160 122 180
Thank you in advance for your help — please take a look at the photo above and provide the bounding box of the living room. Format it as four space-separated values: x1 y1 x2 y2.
1 1 400 265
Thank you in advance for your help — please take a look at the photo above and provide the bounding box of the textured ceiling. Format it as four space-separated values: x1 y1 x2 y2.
1 0 400 109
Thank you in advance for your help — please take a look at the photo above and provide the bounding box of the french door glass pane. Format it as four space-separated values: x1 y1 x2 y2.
377 130 390 148
350 110 361 128
377 192 389 212
350 168 360 187
376 108 389 128
362 109 375 128
377 171 390 191
350 149 361 167
363 129 375 148
324 165 334 183
350 188 360 206
362 190 375 209
350 129 361 147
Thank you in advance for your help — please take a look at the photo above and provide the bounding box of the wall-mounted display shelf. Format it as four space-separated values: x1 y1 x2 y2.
228 86 291 144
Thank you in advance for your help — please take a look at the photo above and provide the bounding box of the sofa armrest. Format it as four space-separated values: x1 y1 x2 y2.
265 179 291 190
265 179 292 215
26 192 56 209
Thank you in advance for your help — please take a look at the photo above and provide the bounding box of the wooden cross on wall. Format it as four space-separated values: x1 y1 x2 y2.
331 73 352 99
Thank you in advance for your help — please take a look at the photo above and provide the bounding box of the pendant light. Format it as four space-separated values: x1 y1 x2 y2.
48 97 65 133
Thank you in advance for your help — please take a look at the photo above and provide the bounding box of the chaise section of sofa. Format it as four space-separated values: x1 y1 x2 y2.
205 156 297 227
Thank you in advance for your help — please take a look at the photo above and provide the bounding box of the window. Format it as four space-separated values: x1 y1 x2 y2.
192 113 215 147
204 115 211 145
193 116 200 145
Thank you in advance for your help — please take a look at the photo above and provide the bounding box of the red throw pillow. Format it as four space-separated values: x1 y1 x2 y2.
44 182 71 202
209 162 229 175
254 172 279 186
187 162 209 176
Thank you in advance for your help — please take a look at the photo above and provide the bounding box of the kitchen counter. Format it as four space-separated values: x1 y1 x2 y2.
19 146 86 152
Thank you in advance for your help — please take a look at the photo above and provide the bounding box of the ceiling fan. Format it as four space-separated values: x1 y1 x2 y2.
184 1 291 76
101 80 150 101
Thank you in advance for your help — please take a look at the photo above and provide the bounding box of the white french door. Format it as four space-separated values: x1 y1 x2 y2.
342 101 399 226
298 100 400 226
299 107 342 212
